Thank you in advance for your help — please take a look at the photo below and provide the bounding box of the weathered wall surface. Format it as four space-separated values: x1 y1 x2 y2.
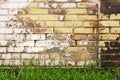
0 0 119 67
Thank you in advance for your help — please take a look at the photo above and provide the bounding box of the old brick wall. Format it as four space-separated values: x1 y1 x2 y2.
0 0 119 67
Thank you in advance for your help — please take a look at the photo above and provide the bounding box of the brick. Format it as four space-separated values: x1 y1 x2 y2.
26 34 45 40
64 21 74 27
11 54 21 59
39 54 49 60
0 41 8 46
99 41 105 47
28 9 48 14
54 28 73 33
78 15 97 20
35 0 48 2
0 22 6 27
18 15 39 21
54 21 64 27
35 21 45 27
100 21 119 27
111 28 120 33
21 54 39 59
67 9 87 14
16 41 34 47
8 47 25 52
65 15 78 20
26 47 44 53
77 2 88 8
74 28 93 33
0 35 4 40
0 28 13 34
100 28 109 33
49 0 67 2
39 3 50 8
28 3 38 8
45 21 54 27
110 14 120 20
0 9 8 15
70 35 87 40
34 28 53 33
61 3 77 8
1 53 11 59
99 34 118 40
77 41 96 46
0 16 16 21
48 9 66 15
83 21 97 27
39 15 58 20
0 47 6 53
65 47 87 53
74 21 83 27
50 53 60 60
8 0 28 2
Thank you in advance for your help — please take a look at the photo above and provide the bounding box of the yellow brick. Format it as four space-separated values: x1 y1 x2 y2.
100 28 109 33
99 34 118 40
74 28 93 33
65 15 78 20
54 21 64 27
65 47 87 53
64 21 74 27
67 9 87 14
28 3 38 8
110 14 120 20
99 41 105 46
34 28 53 33
45 21 54 27
17 15 39 20
111 28 120 33
78 15 97 20
77 3 88 8
74 21 83 27
83 21 96 27
34 0 48 2
100 14 109 20
35 21 45 27
50 53 60 60
28 9 48 14
100 21 119 27
39 15 58 20
54 28 73 33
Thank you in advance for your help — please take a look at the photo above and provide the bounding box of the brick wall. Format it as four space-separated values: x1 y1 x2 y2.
0 0 119 67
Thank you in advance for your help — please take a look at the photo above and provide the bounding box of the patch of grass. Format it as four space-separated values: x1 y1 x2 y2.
0 65 119 80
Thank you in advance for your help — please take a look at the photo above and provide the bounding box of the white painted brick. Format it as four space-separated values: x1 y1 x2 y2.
0 28 12 34
14 28 33 33
16 41 34 47
12 54 21 59
21 54 39 59
26 47 44 53
53 0 67 2
0 22 6 27
0 3 19 8
26 34 45 40
8 0 28 2
0 47 6 53
3 60 21 65
75 0 82 2
0 16 16 21
0 35 5 40
5 35 14 40
9 9 18 14
8 47 25 52
0 41 8 46
39 3 50 8
61 3 77 8
1 53 11 59
19 3 30 8
0 9 8 15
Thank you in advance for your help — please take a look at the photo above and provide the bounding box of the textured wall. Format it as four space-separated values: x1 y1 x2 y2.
0 0 119 67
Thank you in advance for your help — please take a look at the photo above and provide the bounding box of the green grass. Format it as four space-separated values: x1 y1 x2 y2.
0 65 119 80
